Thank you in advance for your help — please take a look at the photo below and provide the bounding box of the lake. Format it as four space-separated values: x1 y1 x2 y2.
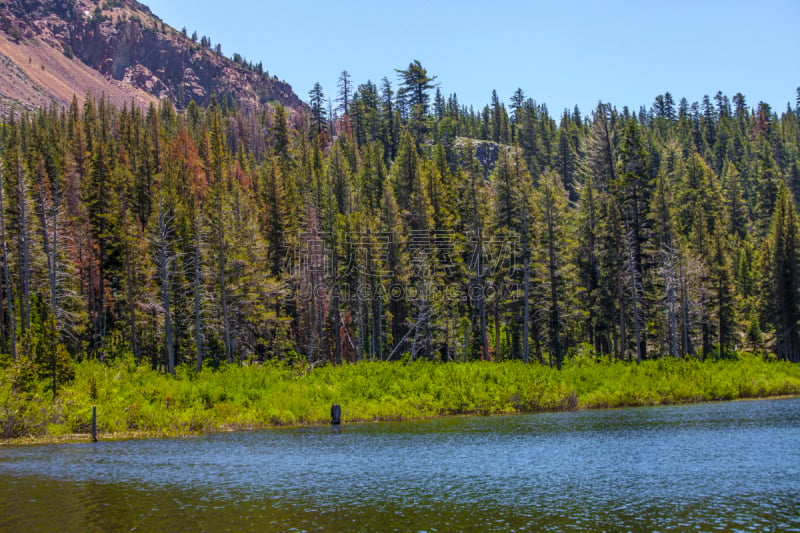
1 398 799 531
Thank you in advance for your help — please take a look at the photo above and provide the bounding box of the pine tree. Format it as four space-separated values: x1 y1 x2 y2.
259 157 289 275
615 118 651 361
149 194 178 374
0 155 16 360
337 70 352 117
711 226 736 357
556 111 581 198
396 61 436 143
576 160 605 354
456 145 491 360
535 169 572 367
270 104 291 162
379 77 398 160
760 182 800 362
308 82 327 138
648 159 679 357
326 141 353 217
380 176 409 359
578 103 621 357
390 130 420 218
721 161 749 239
358 141 387 215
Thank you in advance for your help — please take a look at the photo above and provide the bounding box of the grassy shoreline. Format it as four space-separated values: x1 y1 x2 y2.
2 354 800 445
4 393 800 448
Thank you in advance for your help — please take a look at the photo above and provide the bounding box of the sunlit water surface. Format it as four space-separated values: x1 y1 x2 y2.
1 398 799 531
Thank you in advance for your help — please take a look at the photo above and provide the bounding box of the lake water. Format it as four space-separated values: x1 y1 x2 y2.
1 398 799 532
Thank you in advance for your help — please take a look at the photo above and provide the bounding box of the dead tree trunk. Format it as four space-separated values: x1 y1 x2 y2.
0 165 16 360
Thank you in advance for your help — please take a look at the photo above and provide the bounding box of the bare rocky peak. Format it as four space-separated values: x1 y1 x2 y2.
0 0 304 114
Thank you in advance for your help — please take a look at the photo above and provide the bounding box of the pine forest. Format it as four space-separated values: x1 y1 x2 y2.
2 63 800 390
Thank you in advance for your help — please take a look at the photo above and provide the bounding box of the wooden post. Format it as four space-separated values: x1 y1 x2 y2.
331 404 341 425
92 405 98 442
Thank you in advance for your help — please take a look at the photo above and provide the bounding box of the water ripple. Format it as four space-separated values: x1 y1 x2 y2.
1 398 799 531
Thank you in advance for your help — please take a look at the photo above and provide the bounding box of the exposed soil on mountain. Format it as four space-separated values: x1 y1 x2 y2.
0 0 303 115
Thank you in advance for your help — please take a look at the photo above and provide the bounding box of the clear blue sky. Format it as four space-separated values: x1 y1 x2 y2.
145 0 799 116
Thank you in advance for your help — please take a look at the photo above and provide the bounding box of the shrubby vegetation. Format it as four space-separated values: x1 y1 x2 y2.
2 354 799 441
0 61 799 440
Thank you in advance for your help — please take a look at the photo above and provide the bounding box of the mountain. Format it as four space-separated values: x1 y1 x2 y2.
0 0 304 115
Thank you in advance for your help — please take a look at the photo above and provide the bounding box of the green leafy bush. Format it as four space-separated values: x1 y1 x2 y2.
1 354 799 441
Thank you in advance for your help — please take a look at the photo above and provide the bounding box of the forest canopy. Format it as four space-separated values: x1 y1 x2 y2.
1 65 799 386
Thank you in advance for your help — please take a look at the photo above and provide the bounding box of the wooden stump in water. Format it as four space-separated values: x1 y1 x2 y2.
92 405 98 442
331 404 341 425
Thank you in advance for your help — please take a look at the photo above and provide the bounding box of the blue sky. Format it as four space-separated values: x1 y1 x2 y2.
145 0 799 116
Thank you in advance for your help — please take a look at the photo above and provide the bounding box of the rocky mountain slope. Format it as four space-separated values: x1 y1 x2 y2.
0 0 304 115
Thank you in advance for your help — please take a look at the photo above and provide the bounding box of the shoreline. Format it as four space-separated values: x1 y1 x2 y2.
4 392 799 447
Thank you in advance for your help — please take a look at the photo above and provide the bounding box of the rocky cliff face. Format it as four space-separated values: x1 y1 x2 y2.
454 138 504 178
0 0 304 114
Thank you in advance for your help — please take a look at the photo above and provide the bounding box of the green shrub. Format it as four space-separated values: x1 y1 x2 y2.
1 353 799 441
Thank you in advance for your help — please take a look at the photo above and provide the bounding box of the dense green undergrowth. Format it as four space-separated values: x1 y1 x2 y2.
2 354 799 441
